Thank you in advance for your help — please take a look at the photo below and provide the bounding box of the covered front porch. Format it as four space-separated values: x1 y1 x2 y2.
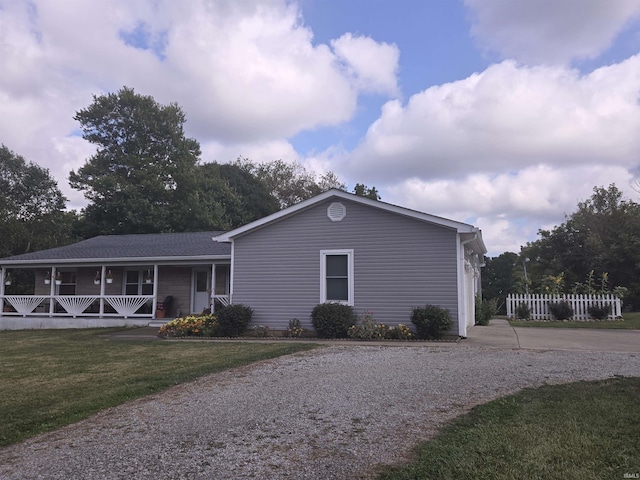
0 263 230 326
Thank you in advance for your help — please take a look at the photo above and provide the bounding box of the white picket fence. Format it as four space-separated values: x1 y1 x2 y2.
506 294 621 320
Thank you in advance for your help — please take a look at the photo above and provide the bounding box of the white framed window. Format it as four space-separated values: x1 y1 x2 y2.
56 270 77 295
124 269 154 295
320 249 354 305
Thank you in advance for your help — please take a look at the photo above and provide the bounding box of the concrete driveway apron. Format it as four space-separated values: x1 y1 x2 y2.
465 319 640 353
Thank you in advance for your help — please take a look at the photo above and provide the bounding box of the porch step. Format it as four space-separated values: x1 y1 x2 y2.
148 320 169 328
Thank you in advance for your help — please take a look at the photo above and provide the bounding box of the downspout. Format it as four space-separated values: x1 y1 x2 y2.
0 267 5 315
228 241 235 305
458 230 479 338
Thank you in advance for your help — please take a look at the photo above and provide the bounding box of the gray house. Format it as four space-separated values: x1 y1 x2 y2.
0 189 486 336
216 189 486 337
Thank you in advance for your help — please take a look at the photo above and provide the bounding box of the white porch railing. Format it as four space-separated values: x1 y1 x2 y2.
104 296 154 318
1 295 155 318
55 296 97 318
506 294 621 320
4 296 49 316
213 295 230 308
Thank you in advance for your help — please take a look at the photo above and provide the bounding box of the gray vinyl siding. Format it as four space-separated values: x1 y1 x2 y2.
231 198 460 332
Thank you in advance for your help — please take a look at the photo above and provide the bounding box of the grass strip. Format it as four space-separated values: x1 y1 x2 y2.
0 328 317 447
509 311 640 329
378 376 640 480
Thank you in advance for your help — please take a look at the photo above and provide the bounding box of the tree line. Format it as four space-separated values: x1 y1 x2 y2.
483 184 640 311
1 87 381 258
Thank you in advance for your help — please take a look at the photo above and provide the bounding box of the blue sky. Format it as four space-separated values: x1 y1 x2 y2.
294 0 487 153
2 0 640 256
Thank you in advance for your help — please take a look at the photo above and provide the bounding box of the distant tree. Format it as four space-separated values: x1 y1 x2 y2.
521 184 640 308
236 158 345 208
353 183 381 200
0 145 74 257
481 252 518 314
317 171 345 193
69 86 202 236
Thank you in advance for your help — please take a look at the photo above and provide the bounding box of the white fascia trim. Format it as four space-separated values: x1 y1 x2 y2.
215 189 480 242
459 229 488 255
0 255 231 267
229 242 235 304
320 249 354 306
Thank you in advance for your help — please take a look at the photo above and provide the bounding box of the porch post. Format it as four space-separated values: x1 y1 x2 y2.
0 267 5 314
211 263 216 312
99 265 106 317
49 267 56 316
152 264 158 314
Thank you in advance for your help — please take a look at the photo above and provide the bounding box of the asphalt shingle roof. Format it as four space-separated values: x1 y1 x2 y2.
1 231 230 263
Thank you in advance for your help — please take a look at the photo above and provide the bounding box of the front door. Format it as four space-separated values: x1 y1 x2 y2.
192 269 210 314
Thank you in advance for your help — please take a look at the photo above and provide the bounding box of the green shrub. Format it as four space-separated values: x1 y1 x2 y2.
515 303 531 320
216 304 253 337
347 312 387 340
587 304 611 320
386 324 413 340
251 325 270 337
475 296 497 326
410 305 452 340
286 318 305 338
311 303 356 338
548 301 574 320
202 314 219 337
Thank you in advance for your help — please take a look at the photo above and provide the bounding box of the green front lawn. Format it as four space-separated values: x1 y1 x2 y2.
0 329 317 447
379 377 640 480
509 311 640 329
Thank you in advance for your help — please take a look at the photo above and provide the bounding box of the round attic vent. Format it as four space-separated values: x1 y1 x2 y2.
327 202 346 222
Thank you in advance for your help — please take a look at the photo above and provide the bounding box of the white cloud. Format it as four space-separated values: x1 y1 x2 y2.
465 0 640 65
200 139 299 165
347 56 640 183
160 0 360 141
331 33 400 97
474 216 533 257
383 165 634 256
0 0 400 210
0 0 402 147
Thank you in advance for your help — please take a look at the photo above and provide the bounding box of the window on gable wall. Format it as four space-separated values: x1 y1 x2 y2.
320 249 354 305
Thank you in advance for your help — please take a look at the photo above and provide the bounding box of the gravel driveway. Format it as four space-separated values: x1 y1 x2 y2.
1 344 639 479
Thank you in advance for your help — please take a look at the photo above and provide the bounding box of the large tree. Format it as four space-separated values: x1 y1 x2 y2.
481 252 519 313
0 145 73 257
521 184 640 307
192 162 279 230
235 158 346 208
69 87 203 236
216 163 280 226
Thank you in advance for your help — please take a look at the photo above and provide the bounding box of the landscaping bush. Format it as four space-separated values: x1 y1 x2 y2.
158 314 217 338
410 305 452 340
587 304 611 320
386 324 413 340
216 304 253 337
515 303 531 320
475 296 497 326
286 318 305 338
347 312 388 340
548 301 574 320
251 325 270 337
311 303 356 338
